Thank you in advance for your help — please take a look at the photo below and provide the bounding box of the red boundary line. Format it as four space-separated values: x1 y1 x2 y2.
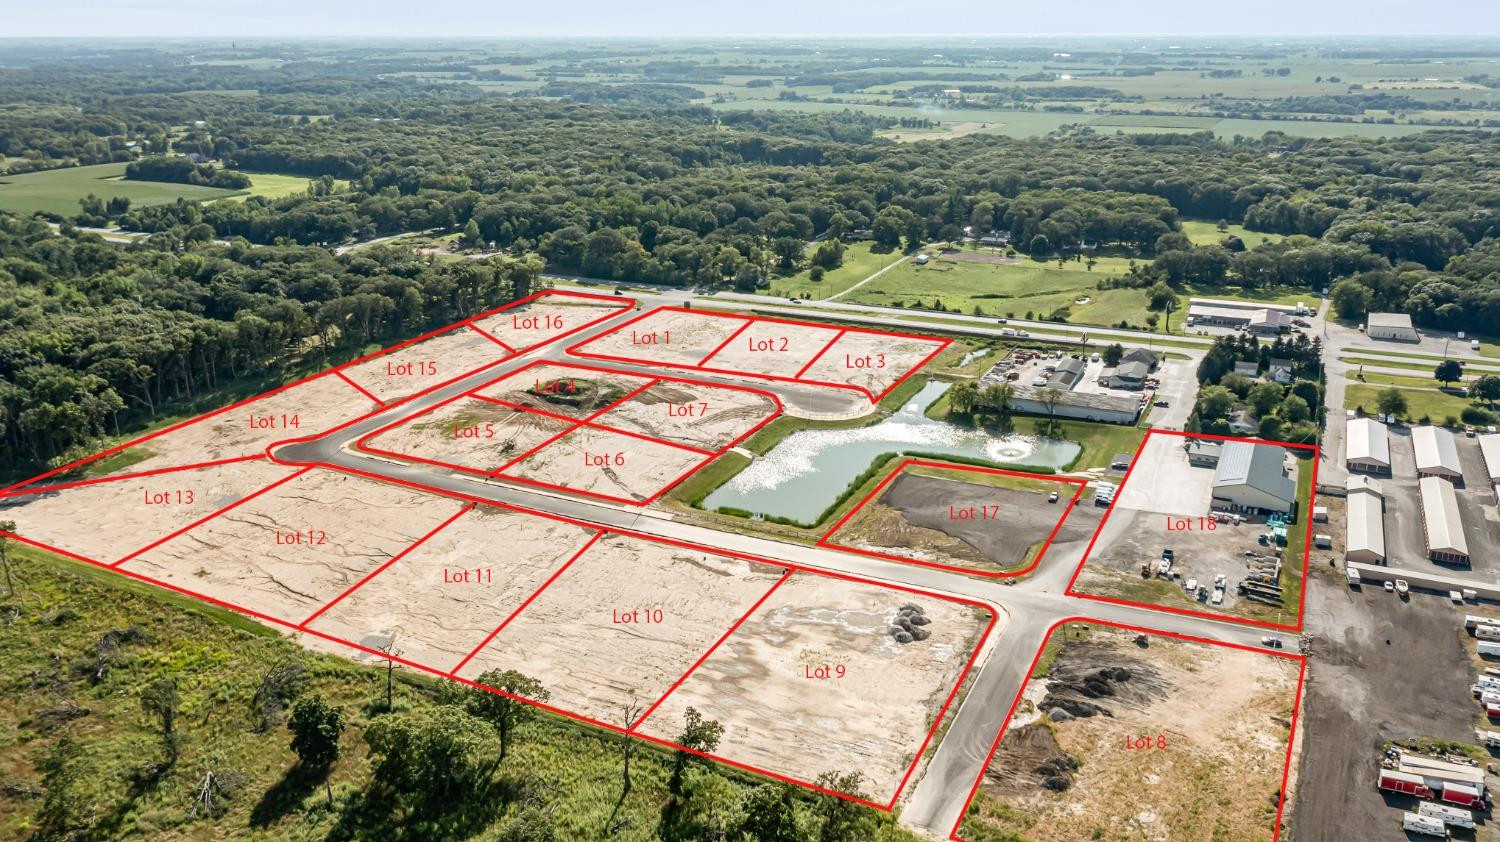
1061 428 1320 633
947 616 1307 842
448 531 606 676
567 305 954 404
792 328 846 379
817 459 1090 578
630 569 794 729
464 320 519 354
112 467 313 566
1 290 635 495
466 290 632 355
694 317 755 366
352 359 781 505
0 453 266 499
334 369 386 406
298 502 475 628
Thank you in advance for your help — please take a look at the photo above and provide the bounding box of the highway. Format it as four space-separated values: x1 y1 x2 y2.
271 289 1293 838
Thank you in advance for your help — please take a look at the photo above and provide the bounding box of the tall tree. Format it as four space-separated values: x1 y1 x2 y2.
289 695 345 806
469 669 549 768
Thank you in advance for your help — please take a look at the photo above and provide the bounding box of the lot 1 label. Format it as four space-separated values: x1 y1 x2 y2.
631 329 670 345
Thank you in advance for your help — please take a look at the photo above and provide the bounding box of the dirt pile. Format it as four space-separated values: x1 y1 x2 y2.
983 723 1080 794
1040 641 1170 719
888 603 932 644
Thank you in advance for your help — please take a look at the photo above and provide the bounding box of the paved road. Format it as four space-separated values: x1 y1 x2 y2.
270 289 1277 837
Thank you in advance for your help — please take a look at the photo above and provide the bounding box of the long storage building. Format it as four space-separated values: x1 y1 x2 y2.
1418 475 1470 564
1413 425 1462 481
1345 475 1386 564
1345 417 1391 474
1480 432 1500 498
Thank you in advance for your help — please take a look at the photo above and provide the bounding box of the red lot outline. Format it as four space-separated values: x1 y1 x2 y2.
565 305 952 403
354 359 784 507
0 468 997 811
947 615 1307 842
1063 428 1320 632
0 289 633 496
818 458 1089 578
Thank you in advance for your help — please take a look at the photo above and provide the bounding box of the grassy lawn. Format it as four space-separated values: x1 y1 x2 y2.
1180 220 1284 250
1343 371 1471 390
924 392 1147 472
219 171 315 202
0 162 243 216
1344 382 1481 422
761 241 904 300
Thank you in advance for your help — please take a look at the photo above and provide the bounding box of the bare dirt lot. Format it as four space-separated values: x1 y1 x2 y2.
468 292 629 351
962 625 1302 842
472 363 654 419
338 326 511 403
360 396 571 474
701 318 842 377
635 574 991 803
119 469 467 625
825 471 1080 573
937 248 1021 265
590 380 778 451
453 534 786 724
799 330 946 398
497 424 707 503
305 505 598 672
0 458 297 564
572 308 750 368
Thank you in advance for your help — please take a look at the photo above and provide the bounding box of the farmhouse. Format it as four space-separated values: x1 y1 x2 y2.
1345 475 1386 564
1412 425 1462 481
1209 441 1296 514
1418 476 1470 564
1345 417 1391 474
1367 312 1419 342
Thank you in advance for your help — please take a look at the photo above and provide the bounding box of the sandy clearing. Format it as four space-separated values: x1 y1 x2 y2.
473 364 655 419
635 574 990 802
455 534 787 724
498 424 706 502
305 505 598 671
469 294 629 351
702 318 842 378
339 327 510 403
0 458 296 564
572 309 751 368
120 470 466 625
362 397 571 474
964 627 1300 842
590 380 778 451
799 330 945 397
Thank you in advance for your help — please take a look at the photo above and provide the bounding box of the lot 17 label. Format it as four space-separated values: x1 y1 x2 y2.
950 504 1001 521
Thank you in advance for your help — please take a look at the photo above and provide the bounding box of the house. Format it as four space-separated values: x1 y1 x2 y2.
1345 476 1386 564
1120 348 1159 370
1418 476 1469 564
1269 358 1294 385
1233 361 1260 378
1228 409 1259 435
1412 425 1462 481
1367 312 1419 342
1209 442 1297 513
1345 417 1391 474
1186 440 1223 467
1102 360 1150 390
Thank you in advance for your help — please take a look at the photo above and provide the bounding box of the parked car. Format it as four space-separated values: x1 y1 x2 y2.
1048 491 1059 503
1261 636 1283 649
1396 579 1409 597
1384 580 1395 593
1153 399 1170 407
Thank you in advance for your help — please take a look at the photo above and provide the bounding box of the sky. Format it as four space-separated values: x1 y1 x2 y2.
4 0 1499 38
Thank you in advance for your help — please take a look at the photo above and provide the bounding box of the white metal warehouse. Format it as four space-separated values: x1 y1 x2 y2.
1480 433 1500 484
1418 476 1470 564
1345 417 1391 474
1209 442 1296 513
1345 476 1386 564
1412 425 1462 481
1367 312 1419 342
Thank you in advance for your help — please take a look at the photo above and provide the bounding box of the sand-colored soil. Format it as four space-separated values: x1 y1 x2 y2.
799 330 945 397
361 397 571 473
455 534 787 723
119 470 467 625
965 627 1300 842
591 380 778 451
635 574 990 802
572 309 751 368
701 319 841 378
338 327 510 403
473 363 654 419
498 424 706 502
0 458 297 564
469 294 629 351
305 505 598 671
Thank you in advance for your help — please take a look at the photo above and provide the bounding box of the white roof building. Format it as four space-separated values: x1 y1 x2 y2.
1478 433 1500 484
1346 480 1386 564
1367 312 1419 342
1210 442 1296 513
1418 476 1470 563
1345 417 1391 474
1412 425 1462 481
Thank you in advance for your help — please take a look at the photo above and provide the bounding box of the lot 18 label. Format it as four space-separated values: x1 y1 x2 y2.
1165 516 1217 531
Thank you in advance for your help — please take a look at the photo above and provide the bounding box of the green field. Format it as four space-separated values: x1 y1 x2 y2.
761 241 904 300
1180 220 1284 250
224 171 316 202
0 163 244 216
1345 383 1480 422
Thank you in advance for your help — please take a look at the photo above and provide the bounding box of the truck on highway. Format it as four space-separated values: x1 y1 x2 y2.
1403 812 1447 837
1419 802 1475 829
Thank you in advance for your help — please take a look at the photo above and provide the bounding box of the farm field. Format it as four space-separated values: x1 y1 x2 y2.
0 162 244 215
956 622 1303 842
761 241 906 299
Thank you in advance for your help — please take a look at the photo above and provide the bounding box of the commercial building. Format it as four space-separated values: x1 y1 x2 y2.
1047 357 1087 390
1101 360 1150 390
1418 475 1470 564
1345 475 1386 564
1186 439 1222 467
1345 417 1391 474
1209 442 1297 514
1367 312 1420 342
1187 303 1290 335
1412 425 1462 481
1007 388 1142 425
1120 348 1160 369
